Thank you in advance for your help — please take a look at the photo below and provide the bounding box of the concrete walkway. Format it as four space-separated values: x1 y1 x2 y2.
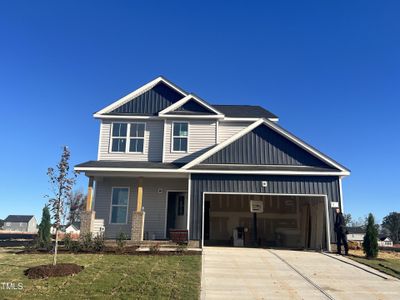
201 247 400 300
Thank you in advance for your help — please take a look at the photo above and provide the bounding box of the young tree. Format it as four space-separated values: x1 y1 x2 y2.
350 216 366 227
382 212 400 244
47 146 76 265
66 190 86 225
363 213 379 258
343 213 352 226
38 205 51 247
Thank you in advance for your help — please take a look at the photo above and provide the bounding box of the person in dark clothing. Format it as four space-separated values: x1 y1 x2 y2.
334 208 349 255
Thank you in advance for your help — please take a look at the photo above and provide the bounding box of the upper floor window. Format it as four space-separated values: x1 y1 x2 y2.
110 123 145 153
172 122 188 152
129 123 145 153
111 123 127 152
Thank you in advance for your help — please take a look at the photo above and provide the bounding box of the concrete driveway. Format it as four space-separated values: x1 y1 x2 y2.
201 247 400 300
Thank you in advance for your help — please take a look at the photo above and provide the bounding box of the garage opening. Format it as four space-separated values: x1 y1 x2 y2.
203 193 329 250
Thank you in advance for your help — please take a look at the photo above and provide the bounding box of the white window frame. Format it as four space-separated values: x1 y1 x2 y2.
109 122 146 154
128 122 146 153
109 187 130 225
110 122 128 153
171 121 189 153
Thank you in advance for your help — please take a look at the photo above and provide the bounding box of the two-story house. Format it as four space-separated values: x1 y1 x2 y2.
2 215 38 233
75 76 350 250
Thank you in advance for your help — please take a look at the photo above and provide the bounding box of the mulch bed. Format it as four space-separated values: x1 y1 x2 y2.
18 246 201 256
24 263 84 279
19 248 201 256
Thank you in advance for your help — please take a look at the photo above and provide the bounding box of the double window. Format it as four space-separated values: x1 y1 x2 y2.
111 123 145 153
110 187 129 224
172 122 188 152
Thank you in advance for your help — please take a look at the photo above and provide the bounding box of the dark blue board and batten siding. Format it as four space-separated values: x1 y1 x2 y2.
202 124 335 169
110 82 184 115
189 174 341 243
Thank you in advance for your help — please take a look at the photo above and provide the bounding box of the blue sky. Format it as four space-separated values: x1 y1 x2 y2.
0 1 399 223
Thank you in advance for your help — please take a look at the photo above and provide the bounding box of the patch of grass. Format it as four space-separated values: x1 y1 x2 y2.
0 251 201 299
349 251 400 279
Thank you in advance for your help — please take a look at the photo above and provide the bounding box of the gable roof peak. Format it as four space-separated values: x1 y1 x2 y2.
94 76 188 116
158 93 225 118
181 118 350 174
4 215 35 222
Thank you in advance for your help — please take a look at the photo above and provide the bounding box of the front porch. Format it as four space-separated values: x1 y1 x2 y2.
80 175 193 245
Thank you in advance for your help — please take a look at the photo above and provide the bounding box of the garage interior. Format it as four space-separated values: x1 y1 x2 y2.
204 193 328 250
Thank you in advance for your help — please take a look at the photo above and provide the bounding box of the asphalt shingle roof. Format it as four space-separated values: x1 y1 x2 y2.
75 160 184 169
212 105 278 119
4 215 34 223
347 227 365 234
190 165 336 172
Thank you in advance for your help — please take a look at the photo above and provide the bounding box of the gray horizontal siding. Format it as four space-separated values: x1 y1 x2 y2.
163 120 217 163
111 82 184 115
98 120 163 162
3 223 28 232
204 124 332 168
94 177 187 239
189 174 340 242
218 121 251 143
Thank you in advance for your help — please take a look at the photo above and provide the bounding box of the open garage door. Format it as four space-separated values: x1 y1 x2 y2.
203 193 330 250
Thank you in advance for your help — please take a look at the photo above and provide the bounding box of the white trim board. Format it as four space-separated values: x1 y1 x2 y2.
181 118 350 174
95 76 187 116
223 117 279 122
74 166 349 176
94 115 278 121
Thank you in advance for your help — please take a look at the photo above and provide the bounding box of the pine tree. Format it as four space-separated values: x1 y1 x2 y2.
363 213 379 258
38 205 51 247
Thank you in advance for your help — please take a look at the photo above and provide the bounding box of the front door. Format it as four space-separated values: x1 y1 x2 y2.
166 192 187 238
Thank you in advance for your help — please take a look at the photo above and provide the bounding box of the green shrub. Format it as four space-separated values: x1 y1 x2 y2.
80 233 93 251
116 232 127 250
70 241 81 253
63 233 73 250
363 213 379 258
93 234 105 252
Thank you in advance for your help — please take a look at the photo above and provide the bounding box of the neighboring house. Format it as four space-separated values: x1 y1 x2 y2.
2 215 38 233
378 236 393 247
66 223 80 235
51 223 80 234
75 76 350 250
347 227 365 243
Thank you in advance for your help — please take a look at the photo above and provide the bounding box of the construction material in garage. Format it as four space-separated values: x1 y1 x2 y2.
204 194 327 250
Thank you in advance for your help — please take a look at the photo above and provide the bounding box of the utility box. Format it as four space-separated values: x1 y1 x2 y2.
233 227 245 247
